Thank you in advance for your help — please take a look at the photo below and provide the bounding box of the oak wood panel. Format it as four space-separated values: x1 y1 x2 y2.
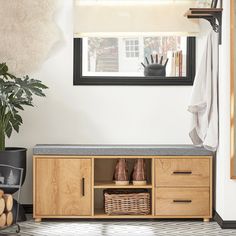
33 155 211 159
155 158 210 187
91 157 94 216
33 155 212 220
33 214 210 219
209 157 213 218
155 188 210 216
34 158 92 216
94 182 152 189
151 158 155 216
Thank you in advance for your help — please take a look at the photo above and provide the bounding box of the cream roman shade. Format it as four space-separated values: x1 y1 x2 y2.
74 0 199 37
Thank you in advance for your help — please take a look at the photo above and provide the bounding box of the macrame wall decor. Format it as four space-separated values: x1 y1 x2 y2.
0 0 62 75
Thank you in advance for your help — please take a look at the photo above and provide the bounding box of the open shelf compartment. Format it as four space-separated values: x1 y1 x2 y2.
94 158 152 188
94 188 153 217
93 157 153 217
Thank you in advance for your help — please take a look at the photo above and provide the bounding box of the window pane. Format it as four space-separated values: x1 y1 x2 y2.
82 36 187 77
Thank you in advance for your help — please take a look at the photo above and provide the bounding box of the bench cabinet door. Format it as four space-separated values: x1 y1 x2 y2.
34 158 92 217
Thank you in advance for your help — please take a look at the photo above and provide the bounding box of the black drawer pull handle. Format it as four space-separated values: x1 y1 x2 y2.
173 171 192 175
82 178 85 196
173 200 192 203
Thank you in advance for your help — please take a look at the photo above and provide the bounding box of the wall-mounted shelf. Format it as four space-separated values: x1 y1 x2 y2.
185 8 223 44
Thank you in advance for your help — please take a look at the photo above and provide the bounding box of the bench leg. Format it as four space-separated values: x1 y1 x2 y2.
203 218 210 222
35 218 42 223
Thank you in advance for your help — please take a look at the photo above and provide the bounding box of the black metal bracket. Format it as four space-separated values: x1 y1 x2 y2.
186 8 223 45
200 12 222 44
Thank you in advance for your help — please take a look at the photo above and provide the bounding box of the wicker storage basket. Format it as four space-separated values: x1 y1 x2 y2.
104 189 150 215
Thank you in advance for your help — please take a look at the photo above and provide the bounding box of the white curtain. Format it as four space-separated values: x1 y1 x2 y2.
74 0 199 37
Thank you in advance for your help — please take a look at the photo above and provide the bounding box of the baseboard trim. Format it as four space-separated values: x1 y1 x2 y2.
214 211 236 229
23 204 33 214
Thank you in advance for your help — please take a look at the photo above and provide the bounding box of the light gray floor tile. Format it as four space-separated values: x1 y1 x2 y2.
0 219 236 236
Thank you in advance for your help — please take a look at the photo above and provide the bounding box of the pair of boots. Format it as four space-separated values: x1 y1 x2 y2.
113 158 147 186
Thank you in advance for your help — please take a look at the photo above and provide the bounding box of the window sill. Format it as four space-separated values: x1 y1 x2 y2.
73 77 194 86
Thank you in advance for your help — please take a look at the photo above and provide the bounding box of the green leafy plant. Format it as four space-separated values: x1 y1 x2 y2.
0 63 48 151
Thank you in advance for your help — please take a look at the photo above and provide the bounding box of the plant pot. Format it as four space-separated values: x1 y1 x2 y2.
0 147 26 194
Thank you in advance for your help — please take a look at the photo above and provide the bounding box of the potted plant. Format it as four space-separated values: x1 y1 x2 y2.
0 62 47 219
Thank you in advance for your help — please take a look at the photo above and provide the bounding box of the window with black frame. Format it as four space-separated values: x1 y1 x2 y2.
73 36 195 85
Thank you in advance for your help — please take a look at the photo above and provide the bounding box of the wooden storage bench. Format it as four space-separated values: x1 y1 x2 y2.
33 145 213 222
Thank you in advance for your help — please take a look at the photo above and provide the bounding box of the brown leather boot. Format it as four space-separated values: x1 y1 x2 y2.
132 159 147 185
113 158 129 185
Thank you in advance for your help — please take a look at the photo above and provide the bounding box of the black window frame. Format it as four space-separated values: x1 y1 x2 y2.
73 37 196 86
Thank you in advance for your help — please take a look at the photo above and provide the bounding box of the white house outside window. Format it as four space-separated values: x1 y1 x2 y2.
125 39 139 58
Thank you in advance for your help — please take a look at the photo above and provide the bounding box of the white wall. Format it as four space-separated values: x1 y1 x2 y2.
215 0 236 221
9 1 236 216
7 2 236 220
6 0 193 204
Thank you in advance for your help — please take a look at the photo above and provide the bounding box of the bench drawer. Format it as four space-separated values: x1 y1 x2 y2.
155 158 210 187
155 188 210 216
